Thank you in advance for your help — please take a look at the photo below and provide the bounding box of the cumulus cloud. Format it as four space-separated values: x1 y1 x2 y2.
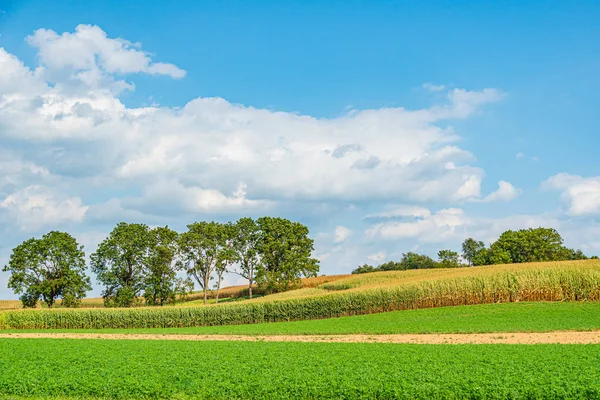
333 226 352 243
0 25 508 218
366 208 467 243
364 204 565 246
543 173 600 216
27 24 186 79
366 205 432 219
366 251 386 262
0 185 88 231
478 181 522 203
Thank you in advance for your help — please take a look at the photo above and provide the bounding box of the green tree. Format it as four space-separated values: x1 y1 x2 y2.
256 217 320 293
489 228 568 264
462 238 486 266
400 252 438 270
566 248 588 261
352 263 376 274
378 261 404 271
438 249 461 268
230 217 261 299
143 226 179 306
3 231 91 308
91 222 153 307
178 221 230 305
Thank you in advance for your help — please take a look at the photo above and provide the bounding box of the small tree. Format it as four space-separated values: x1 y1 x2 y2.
256 217 320 293
462 238 486 266
91 222 153 307
231 217 261 299
178 221 230 305
144 226 179 306
3 231 91 308
438 249 461 268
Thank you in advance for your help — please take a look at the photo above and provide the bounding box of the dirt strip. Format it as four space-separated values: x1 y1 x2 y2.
0 331 599 344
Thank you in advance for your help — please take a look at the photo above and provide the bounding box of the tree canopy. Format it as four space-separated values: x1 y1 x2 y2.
91 222 154 307
3 231 91 308
256 217 319 293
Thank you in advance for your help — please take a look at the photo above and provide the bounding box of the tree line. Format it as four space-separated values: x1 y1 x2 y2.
353 227 595 274
3 217 320 308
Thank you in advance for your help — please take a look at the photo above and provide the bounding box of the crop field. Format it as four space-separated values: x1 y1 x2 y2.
5 301 597 335
0 301 32 311
0 339 597 399
2 260 599 330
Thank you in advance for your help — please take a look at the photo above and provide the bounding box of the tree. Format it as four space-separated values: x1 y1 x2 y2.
489 228 568 264
214 223 236 304
352 263 375 274
143 226 179 306
178 221 230 305
438 249 460 268
230 217 261 299
462 238 486 266
256 217 319 293
174 277 195 302
91 222 153 307
3 231 91 308
400 252 437 270
378 261 404 271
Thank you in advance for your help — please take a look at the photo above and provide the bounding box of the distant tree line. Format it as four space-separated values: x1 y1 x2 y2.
352 227 594 274
3 217 319 308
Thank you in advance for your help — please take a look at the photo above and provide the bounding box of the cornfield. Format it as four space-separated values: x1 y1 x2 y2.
2 267 599 330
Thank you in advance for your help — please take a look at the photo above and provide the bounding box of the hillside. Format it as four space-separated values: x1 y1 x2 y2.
2 259 599 330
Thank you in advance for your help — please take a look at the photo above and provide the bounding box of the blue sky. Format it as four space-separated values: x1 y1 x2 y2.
1 1 599 298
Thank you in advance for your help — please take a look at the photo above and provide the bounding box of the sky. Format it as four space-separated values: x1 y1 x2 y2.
1 0 600 299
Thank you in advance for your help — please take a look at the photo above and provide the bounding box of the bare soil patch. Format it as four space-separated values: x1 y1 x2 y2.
0 331 599 344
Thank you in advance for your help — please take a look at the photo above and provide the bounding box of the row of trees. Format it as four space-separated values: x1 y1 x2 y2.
461 228 591 266
353 227 594 274
3 217 320 308
352 250 461 274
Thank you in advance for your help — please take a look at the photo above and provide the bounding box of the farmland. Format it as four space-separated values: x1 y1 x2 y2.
3 301 597 335
1 339 599 399
2 261 600 399
2 260 599 330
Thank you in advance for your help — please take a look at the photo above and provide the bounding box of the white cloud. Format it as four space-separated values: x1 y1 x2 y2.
0 185 88 231
366 208 467 243
333 226 352 243
27 24 186 79
423 82 446 92
366 251 386 262
479 180 522 203
366 205 431 219
516 152 525 160
0 26 508 213
543 173 600 216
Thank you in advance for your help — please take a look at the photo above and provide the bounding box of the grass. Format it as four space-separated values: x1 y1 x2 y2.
0 339 598 399
3 301 599 335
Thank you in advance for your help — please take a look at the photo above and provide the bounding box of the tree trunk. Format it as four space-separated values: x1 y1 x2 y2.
203 276 209 305
248 278 253 299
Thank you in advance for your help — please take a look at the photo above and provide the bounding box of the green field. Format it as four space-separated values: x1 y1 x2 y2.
0 339 598 399
3 301 600 335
